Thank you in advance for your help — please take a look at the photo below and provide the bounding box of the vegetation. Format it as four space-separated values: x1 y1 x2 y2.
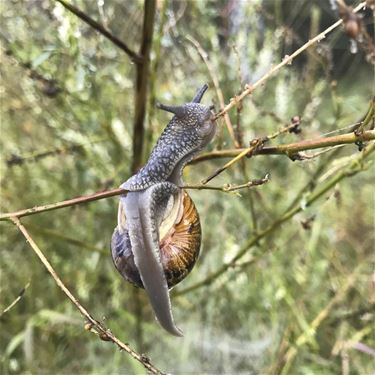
1 0 374 374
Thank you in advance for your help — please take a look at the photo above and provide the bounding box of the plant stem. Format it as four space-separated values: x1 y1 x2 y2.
212 1 366 120
55 0 142 63
11 217 165 375
192 130 375 164
175 142 375 296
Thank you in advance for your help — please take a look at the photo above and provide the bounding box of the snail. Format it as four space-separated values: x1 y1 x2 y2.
111 84 216 336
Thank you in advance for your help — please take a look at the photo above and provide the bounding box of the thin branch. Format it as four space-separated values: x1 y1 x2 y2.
1 133 374 222
0 282 30 318
354 96 375 135
212 1 367 120
55 0 142 64
175 142 375 296
10 217 165 375
181 174 270 192
132 0 156 172
0 176 268 221
201 138 264 184
192 129 375 165
186 36 239 147
0 188 125 221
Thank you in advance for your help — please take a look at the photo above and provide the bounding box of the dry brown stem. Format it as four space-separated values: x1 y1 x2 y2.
193 130 375 164
132 0 156 172
1 131 374 222
55 0 142 63
10 217 165 375
212 1 367 120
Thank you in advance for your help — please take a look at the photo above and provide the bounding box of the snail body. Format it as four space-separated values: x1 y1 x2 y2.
111 84 216 336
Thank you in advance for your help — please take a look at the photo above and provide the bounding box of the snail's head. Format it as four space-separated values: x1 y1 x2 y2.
157 84 217 149
123 84 217 190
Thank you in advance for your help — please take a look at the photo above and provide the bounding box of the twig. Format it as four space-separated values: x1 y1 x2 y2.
201 138 264 184
175 142 375 296
354 96 375 136
1 135 374 222
10 217 165 375
212 1 367 120
0 188 126 221
186 36 239 147
0 176 269 221
192 130 375 165
0 282 31 318
132 0 156 172
55 0 142 64
182 174 270 192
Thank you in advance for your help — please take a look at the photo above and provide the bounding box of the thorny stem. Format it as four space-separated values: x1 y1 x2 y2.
175 142 375 296
10 217 165 375
1 132 374 222
212 1 367 120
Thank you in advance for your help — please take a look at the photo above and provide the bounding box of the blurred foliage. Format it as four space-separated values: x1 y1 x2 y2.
0 0 374 374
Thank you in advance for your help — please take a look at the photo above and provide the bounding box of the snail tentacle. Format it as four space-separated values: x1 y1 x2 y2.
191 83 208 103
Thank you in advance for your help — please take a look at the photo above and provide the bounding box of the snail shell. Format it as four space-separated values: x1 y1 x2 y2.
111 190 201 289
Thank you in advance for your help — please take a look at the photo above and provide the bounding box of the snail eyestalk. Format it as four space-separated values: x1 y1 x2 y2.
156 103 187 118
191 83 208 103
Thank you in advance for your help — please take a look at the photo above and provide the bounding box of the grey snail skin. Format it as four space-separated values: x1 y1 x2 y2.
111 84 217 336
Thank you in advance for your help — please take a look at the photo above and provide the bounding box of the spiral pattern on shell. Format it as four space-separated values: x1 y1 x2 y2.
111 191 201 289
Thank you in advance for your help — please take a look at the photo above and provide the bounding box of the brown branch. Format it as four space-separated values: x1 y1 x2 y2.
131 0 156 172
1 132 374 222
55 0 142 64
181 174 270 192
192 130 375 164
212 1 367 120
175 142 375 296
0 176 268 221
10 217 165 375
201 138 264 184
0 188 125 221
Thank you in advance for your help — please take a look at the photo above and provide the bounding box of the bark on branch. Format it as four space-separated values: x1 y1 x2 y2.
131 0 156 172
0 131 373 221
11 218 164 375
55 0 143 63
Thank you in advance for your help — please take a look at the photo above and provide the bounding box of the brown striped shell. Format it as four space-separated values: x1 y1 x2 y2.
113 190 201 289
